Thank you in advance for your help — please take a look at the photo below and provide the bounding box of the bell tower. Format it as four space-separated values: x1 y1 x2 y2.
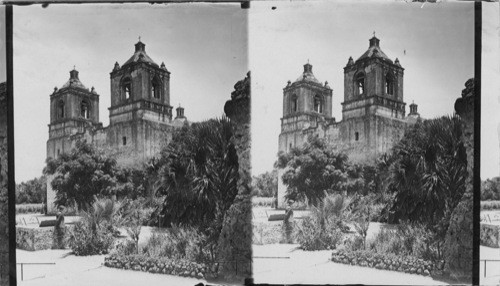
278 63 333 153
340 35 408 162
47 68 100 160
107 41 175 164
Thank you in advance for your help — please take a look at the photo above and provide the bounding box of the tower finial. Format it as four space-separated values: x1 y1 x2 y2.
373 31 376 37
73 65 76 70
139 36 141 42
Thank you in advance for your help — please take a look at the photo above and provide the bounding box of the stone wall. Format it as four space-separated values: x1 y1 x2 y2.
480 223 500 248
442 78 474 281
0 81 10 285
16 225 75 251
216 72 252 280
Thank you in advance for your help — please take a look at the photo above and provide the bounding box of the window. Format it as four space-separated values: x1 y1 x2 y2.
57 149 60 156
122 136 127 146
386 73 395 95
355 73 365 95
57 100 65 119
355 132 359 141
122 78 132 100
290 95 298 113
80 101 90 119
152 78 161 99
314 95 323 113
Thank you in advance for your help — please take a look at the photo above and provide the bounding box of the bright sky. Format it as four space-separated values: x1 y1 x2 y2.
250 0 474 176
14 3 248 183
481 2 500 181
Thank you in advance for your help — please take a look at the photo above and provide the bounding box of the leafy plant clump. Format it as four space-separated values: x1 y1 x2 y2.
67 198 121 256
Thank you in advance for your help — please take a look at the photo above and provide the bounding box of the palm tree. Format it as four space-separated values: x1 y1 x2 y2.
154 117 239 249
387 115 467 230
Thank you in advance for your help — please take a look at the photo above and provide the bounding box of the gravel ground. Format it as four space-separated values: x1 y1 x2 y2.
16 249 210 286
252 244 449 285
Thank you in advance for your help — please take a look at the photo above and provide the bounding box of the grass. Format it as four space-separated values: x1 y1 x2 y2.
481 200 500 210
16 203 43 214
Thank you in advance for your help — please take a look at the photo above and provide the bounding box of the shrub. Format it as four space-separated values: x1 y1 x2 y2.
16 204 43 214
342 235 365 252
140 226 211 264
481 200 500 210
251 197 275 208
67 198 120 255
293 194 350 250
367 223 440 262
68 220 115 256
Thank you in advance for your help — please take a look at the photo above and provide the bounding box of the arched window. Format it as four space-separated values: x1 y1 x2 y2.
151 77 161 99
290 95 298 113
355 132 359 141
355 73 365 96
386 73 395 95
80 101 90 119
122 78 132 100
57 100 65 119
314 95 323 113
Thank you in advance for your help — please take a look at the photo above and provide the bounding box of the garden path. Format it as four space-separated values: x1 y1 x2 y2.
16 248 210 286
252 244 449 285
480 246 500 285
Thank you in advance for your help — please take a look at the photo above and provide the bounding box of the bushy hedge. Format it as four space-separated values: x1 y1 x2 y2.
104 254 209 279
331 249 443 276
481 200 500 210
68 220 115 256
140 227 211 263
16 204 43 214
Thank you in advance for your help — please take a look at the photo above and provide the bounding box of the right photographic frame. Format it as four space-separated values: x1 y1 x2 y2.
250 0 476 284
480 1 500 285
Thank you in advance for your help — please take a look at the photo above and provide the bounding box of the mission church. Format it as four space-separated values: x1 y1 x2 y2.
277 35 421 207
46 41 189 213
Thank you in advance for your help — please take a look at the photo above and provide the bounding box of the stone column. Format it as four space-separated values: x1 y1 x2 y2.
0 82 11 285
443 78 475 281
216 72 252 281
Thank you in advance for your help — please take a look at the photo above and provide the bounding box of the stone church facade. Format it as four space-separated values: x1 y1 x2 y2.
46 41 188 213
277 36 420 207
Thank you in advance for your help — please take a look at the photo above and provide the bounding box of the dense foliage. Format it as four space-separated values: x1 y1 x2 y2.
44 141 119 211
251 169 278 197
293 194 352 250
385 116 467 240
150 117 239 254
68 199 121 256
277 136 380 206
44 141 156 211
16 176 46 204
481 177 500 201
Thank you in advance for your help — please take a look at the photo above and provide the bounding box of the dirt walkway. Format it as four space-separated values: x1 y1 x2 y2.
16 249 209 286
252 244 449 285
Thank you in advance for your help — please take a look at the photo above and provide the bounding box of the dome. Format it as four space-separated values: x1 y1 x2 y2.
355 36 393 64
294 63 321 84
123 41 159 67
61 69 88 90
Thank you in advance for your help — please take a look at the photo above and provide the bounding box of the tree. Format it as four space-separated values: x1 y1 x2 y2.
277 136 356 205
481 177 500 201
16 176 46 204
251 169 278 197
44 140 118 211
152 117 239 253
386 116 467 238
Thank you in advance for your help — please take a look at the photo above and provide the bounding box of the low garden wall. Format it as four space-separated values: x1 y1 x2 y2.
16 225 74 251
252 221 283 245
331 249 443 276
480 223 500 248
104 254 209 280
